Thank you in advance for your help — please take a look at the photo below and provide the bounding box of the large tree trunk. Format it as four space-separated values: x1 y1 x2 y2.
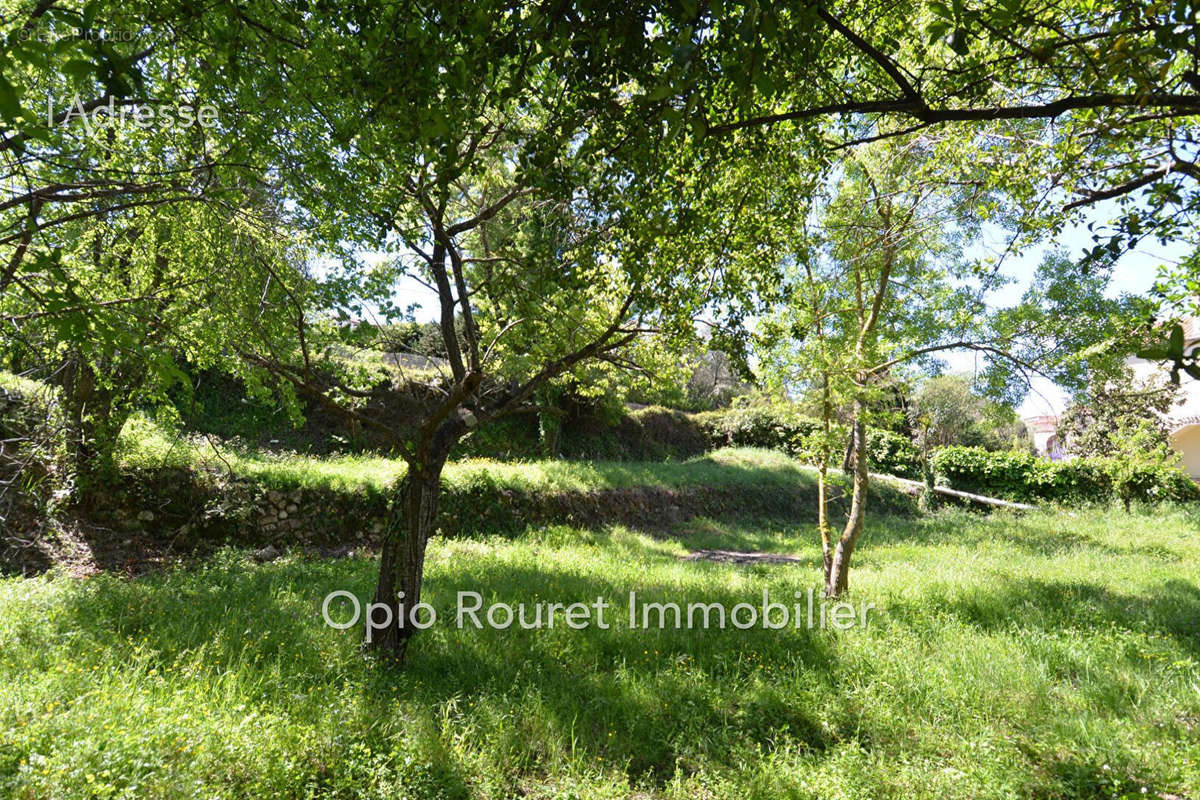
365 358 477 662
826 412 868 597
366 452 449 660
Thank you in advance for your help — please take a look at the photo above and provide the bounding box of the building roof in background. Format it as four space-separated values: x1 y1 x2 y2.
1182 315 1200 344
1023 414 1059 432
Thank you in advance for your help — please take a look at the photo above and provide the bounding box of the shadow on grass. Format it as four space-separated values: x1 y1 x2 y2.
22 541 843 787
1033 755 1173 800
653 515 823 558
11 510 1198 796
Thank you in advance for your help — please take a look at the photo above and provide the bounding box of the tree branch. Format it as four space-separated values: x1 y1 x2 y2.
817 6 921 102
708 93 1200 136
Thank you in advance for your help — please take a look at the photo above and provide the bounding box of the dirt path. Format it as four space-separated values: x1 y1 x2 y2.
681 549 806 565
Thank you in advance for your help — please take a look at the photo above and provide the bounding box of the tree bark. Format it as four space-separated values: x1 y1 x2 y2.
826 412 868 597
817 466 832 582
826 535 852 597
366 451 449 660
817 372 833 584
60 355 124 505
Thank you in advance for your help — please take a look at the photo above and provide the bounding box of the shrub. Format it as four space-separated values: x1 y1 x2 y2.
932 445 1199 505
1118 462 1200 505
694 402 922 478
560 406 709 461
453 415 541 460
693 400 819 455
0 373 69 531
932 447 1050 501
867 429 923 480
628 407 710 458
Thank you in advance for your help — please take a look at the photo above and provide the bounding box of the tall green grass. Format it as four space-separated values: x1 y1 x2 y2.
118 413 843 495
2 506 1198 798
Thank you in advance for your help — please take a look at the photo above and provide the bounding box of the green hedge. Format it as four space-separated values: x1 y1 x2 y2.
691 403 922 479
693 402 818 453
865 429 923 480
932 446 1200 505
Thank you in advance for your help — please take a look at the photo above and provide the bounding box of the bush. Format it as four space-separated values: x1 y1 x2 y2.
0 373 69 532
694 402 923 478
932 445 1199 505
453 415 541 460
932 447 1048 500
693 401 819 455
867 429 923 480
628 406 710 458
561 406 709 461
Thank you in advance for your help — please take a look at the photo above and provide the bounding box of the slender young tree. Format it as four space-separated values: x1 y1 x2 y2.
760 134 1009 595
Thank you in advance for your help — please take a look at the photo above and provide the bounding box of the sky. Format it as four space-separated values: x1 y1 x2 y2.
944 206 1187 419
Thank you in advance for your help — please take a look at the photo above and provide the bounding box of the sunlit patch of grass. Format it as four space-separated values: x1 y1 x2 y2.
441 447 820 492
117 413 405 491
118 414 829 496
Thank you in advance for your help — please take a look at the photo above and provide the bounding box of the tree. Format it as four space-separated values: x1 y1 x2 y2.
759 133 1008 596
9 0 1195 650
1105 417 1183 512
1 0 305 495
192 1 792 660
0 0 235 296
1 190 307 495
912 374 1027 451
1058 367 1182 459
641 1 1200 353
684 349 750 410
688 2 1200 257
979 249 1160 406
759 130 1137 594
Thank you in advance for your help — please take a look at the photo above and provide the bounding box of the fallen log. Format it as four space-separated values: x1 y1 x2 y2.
872 473 1035 511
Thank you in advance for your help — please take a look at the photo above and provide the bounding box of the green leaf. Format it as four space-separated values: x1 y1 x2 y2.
948 28 970 55
62 59 96 81
645 83 672 102
0 73 21 122
1169 323 1184 359
928 1 953 20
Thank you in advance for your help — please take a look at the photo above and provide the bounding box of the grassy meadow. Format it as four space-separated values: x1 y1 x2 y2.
2 504 1198 799
117 414 837 494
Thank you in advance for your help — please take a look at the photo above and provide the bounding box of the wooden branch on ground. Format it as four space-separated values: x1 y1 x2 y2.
876 473 1036 510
